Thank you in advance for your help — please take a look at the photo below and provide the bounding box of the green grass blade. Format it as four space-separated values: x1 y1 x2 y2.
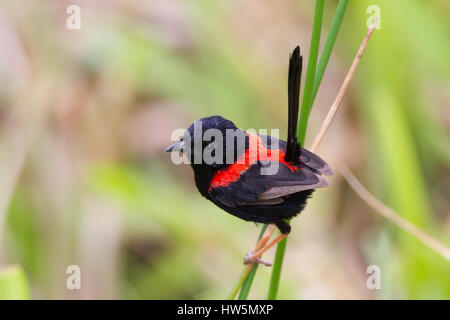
311 0 349 104
227 264 253 300
0 266 30 300
297 0 325 145
268 0 325 300
268 233 288 299
234 0 348 300
238 264 258 300
230 224 267 299
268 0 349 300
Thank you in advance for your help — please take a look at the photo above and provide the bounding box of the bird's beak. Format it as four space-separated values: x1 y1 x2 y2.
165 141 185 152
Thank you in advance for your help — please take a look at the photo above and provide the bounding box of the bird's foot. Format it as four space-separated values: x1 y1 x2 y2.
243 233 288 265
244 251 272 266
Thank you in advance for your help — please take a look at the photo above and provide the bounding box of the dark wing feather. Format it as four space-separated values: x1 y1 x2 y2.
210 161 329 207
300 147 334 176
251 161 329 200
259 135 334 176
285 46 303 162
257 176 329 200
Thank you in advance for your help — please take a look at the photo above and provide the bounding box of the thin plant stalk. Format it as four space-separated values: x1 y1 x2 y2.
311 17 378 152
341 167 450 261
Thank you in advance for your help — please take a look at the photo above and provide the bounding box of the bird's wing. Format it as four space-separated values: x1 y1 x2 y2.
261 135 334 176
209 161 329 208
299 147 334 176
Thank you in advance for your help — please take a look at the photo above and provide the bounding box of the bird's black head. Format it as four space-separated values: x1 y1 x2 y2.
165 115 247 170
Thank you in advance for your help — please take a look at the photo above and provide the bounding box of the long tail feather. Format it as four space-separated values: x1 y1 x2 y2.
285 46 303 162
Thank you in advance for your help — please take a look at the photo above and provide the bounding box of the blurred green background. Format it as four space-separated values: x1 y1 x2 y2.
0 0 449 299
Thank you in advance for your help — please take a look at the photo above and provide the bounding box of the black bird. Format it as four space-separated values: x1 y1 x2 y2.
165 46 333 244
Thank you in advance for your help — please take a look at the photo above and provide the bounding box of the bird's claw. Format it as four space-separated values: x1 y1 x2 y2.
243 251 272 266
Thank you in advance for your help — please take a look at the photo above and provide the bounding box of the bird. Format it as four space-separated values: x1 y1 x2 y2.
165 46 333 262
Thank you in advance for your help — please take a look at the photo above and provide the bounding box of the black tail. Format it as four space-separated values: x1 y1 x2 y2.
284 46 303 162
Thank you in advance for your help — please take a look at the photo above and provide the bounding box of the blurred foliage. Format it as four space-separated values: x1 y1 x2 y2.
0 0 448 299
346 0 450 298
0 266 30 299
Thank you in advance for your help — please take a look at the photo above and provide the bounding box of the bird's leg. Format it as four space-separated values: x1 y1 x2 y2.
255 224 275 251
254 258 272 267
244 233 288 265
244 224 275 266
247 224 275 265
